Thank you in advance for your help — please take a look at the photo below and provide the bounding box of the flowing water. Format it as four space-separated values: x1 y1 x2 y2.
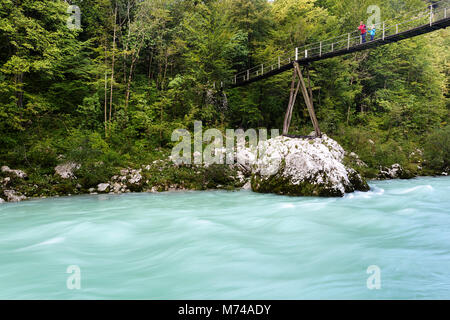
0 177 449 299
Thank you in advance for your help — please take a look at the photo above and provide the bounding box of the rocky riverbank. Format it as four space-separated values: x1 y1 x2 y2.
0 161 249 203
1 135 447 203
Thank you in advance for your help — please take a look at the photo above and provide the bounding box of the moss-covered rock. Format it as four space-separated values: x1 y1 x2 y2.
250 135 370 197
377 163 417 180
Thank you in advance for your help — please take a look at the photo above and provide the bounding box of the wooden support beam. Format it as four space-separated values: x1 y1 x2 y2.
283 70 297 135
285 74 301 135
283 62 322 137
306 65 313 104
293 62 321 137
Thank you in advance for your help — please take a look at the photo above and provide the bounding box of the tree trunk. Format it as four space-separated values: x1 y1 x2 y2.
162 49 168 89
347 77 354 125
109 5 117 136
104 44 108 137
125 54 138 112
123 0 131 87
148 50 153 82
15 72 23 108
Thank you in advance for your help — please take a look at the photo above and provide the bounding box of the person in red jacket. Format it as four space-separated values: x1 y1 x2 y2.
358 21 367 43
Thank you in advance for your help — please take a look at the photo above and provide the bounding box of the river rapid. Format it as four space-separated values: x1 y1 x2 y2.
0 177 449 299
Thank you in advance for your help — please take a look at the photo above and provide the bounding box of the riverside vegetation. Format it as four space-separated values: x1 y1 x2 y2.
0 0 449 202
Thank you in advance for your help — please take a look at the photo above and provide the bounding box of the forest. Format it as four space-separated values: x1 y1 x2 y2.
0 0 449 195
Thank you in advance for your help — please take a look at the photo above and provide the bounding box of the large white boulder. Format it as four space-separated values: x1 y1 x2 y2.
250 135 369 197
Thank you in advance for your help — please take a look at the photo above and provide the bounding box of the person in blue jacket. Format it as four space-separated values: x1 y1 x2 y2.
369 25 376 41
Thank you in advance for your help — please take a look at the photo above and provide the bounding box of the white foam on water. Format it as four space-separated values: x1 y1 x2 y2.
394 185 433 195
344 186 384 199
37 236 65 246
17 236 65 251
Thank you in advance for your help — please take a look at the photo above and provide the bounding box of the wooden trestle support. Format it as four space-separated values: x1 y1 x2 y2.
282 62 321 137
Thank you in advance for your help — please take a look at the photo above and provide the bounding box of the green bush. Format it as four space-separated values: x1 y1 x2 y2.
56 130 124 187
28 139 58 169
423 126 450 171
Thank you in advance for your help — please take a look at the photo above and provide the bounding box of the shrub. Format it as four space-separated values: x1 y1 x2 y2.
57 130 123 187
28 139 58 169
423 126 450 171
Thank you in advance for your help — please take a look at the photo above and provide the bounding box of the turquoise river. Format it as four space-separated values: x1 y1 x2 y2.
0 177 449 299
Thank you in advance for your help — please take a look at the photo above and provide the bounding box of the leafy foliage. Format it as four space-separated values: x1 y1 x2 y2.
0 0 448 178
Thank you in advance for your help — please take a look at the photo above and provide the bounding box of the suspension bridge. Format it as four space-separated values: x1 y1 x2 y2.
221 0 449 137
228 0 449 88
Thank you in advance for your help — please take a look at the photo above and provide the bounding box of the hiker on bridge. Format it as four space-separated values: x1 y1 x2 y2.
358 21 367 43
369 25 376 41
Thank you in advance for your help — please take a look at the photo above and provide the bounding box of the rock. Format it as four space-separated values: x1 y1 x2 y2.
442 172 448 176
1 166 27 179
88 188 96 193
378 164 401 179
3 190 27 202
368 139 375 145
128 170 142 185
346 168 370 193
377 164 413 179
97 183 110 193
0 198 5 203
153 160 164 165
347 151 368 167
242 181 252 190
1 177 11 186
112 183 122 193
409 149 423 158
236 146 257 173
250 135 369 197
54 162 80 179
236 171 246 183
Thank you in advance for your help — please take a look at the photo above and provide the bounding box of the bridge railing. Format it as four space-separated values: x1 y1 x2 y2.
227 0 449 87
